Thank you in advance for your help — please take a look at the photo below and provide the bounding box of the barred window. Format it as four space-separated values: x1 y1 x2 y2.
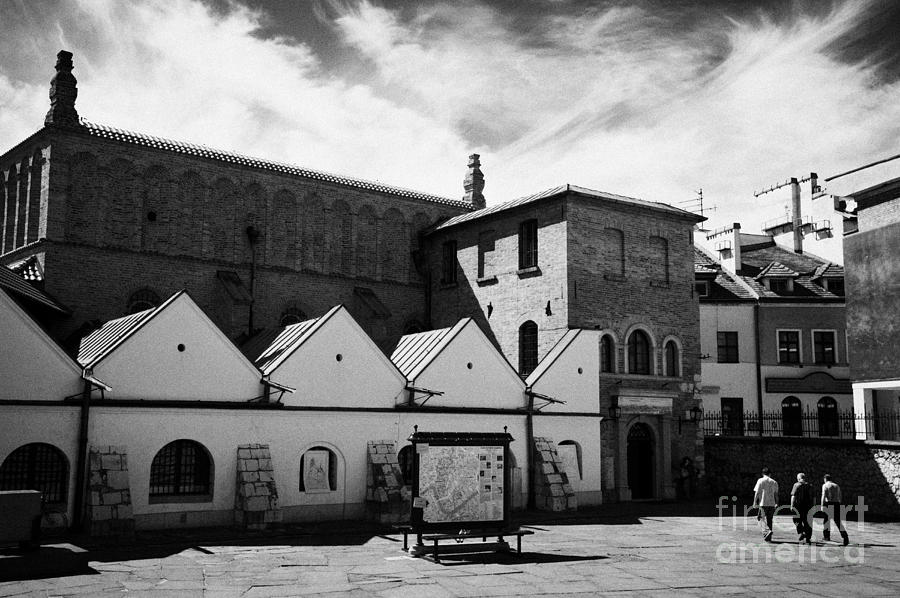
0 443 68 504
149 440 212 499
518 320 538 377
600 335 615 373
518 220 538 269
664 341 680 377
628 329 651 374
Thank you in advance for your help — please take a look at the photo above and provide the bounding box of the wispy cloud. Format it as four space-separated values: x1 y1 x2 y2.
2 0 900 231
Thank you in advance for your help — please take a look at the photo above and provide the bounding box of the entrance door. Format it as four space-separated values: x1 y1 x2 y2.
721 397 744 436
627 423 655 499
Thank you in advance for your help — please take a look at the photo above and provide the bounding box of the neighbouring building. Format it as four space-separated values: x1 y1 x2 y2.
695 225 851 437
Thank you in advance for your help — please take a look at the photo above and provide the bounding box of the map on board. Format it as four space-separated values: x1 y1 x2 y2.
417 444 505 523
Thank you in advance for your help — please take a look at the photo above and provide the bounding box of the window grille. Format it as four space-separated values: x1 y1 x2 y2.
149 440 211 496
0 443 68 503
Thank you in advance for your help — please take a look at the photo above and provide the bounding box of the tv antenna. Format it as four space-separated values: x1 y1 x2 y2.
677 188 716 218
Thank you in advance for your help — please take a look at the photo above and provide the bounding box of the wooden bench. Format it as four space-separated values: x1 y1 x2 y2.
398 527 534 562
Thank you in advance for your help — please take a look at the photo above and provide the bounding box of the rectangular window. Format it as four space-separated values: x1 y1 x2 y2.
518 219 538 270
813 330 837 364
777 330 801 364
717 332 739 363
477 230 495 279
826 278 844 295
769 279 790 293
441 240 457 284
695 281 709 297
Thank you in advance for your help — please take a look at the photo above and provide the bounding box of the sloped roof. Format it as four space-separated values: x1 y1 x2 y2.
240 305 341 374
391 319 469 380
0 264 68 314
525 329 581 387
812 263 845 279
755 262 799 279
430 184 703 232
79 119 468 209
77 291 184 367
693 246 755 301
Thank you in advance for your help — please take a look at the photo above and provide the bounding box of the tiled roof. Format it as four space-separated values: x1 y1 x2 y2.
391 319 469 379
77 306 158 367
693 246 755 301
0 264 68 314
240 306 340 374
755 262 799 279
430 184 702 232
79 119 469 209
738 240 832 275
739 274 842 300
812 263 845 279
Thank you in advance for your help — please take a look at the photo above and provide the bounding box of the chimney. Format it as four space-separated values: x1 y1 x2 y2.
463 154 486 210
45 50 80 128
730 223 742 274
791 177 803 254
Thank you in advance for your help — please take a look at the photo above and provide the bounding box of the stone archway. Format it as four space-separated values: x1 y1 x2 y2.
627 423 655 499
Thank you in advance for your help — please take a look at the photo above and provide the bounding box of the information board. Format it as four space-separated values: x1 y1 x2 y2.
417 444 505 523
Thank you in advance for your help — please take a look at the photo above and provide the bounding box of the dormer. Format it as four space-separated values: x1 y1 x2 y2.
756 262 799 294
811 263 845 296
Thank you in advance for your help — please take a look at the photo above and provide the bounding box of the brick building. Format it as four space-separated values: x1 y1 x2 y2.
1 51 470 351
2 51 708 513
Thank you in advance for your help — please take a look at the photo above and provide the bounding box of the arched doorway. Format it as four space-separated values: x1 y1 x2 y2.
627 423 655 499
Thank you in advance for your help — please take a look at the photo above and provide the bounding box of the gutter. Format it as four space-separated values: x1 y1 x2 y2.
753 305 764 435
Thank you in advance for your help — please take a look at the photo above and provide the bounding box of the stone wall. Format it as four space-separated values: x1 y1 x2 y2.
705 436 900 518
532 437 577 511
86 445 134 536
234 443 281 530
365 440 409 524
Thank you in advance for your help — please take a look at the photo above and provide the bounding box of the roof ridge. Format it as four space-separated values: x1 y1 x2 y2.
79 118 470 208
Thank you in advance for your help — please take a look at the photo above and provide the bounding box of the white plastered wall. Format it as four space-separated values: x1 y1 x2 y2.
529 330 600 413
91 296 262 401
0 290 82 401
267 308 405 408
698 303 757 413
533 415 603 506
411 322 525 410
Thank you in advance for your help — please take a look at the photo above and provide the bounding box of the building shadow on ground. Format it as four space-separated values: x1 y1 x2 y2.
0 545 96 582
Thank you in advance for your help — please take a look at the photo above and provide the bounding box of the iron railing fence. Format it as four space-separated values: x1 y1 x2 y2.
701 409 900 440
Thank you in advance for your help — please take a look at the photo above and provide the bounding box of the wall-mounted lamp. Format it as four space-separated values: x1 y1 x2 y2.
608 397 621 421
678 405 704 434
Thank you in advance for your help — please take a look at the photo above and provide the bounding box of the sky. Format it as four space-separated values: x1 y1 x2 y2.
2 0 900 232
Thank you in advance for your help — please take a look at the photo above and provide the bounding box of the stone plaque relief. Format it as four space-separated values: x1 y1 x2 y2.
303 449 331 492
619 396 673 414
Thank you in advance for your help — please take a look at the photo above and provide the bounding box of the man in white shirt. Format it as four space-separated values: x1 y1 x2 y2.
821 474 849 545
752 467 779 542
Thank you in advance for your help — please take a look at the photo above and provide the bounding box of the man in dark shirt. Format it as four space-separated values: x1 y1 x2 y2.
790 473 813 544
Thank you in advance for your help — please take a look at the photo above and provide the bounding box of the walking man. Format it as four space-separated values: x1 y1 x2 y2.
752 467 779 542
790 473 813 544
821 474 850 545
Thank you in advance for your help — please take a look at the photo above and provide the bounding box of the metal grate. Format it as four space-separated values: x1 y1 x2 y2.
0 443 68 503
149 440 211 496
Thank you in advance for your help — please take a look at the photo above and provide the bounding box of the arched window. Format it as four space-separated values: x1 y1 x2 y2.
127 288 161 314
300 446 337 492
600 335 615 373
0 443 68 505
518 320 538 377
557 440 582 481
781 397 802 437
628 329 651 375
664 340 680 377
818 397 839 437
149 440 212 500
398 445 414 486
280 306 307 326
